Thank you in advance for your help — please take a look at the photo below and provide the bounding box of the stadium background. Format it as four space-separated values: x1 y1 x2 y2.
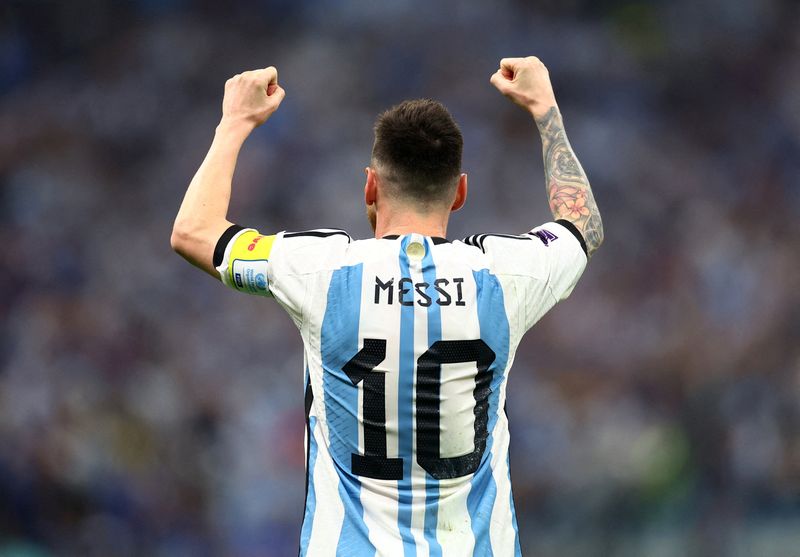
1 0 798 555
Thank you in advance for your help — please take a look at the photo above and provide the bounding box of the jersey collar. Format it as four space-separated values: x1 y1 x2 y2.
381 234 449 245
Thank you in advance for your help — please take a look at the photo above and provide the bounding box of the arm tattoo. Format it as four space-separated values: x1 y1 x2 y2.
536 107 604 257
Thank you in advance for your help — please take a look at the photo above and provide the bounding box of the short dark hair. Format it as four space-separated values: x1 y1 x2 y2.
372 99 463 207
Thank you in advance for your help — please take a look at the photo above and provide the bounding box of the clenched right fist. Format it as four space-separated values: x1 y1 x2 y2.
221 67 285 129
490 57 557 119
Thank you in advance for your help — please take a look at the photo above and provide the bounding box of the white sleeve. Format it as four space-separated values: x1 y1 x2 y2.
464 220 588 331
527 220 588 301
214 226 351 328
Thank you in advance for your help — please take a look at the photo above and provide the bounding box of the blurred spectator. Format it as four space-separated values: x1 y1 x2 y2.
0 0 798 555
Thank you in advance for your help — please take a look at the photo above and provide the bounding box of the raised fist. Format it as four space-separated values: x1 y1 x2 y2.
490 57 557 119
221 67 285 128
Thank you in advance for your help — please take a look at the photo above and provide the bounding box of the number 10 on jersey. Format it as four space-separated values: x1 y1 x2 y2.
343 338 496 481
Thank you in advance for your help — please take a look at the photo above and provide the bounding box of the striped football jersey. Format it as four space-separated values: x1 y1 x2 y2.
214 220 587 556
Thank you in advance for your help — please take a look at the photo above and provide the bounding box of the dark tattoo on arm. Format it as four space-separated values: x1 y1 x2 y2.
535 107 604 256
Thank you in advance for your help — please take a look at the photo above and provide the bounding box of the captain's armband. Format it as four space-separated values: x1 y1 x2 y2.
214 225 277 297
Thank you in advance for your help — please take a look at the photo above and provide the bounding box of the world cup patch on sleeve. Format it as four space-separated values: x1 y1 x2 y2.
532 228 558 246
231 259 270 296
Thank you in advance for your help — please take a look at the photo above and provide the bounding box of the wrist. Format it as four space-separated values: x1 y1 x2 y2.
529 101 558 117
216 117 256 139
531 104 560 127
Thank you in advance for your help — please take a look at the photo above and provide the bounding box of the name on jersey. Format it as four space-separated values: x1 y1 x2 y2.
374 276 466 307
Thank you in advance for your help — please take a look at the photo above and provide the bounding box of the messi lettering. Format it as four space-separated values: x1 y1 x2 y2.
374 276 466 306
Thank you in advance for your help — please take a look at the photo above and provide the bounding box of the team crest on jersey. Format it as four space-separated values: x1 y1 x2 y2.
231 259 270 296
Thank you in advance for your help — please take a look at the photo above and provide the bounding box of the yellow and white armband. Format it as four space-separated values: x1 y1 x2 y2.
214 226 277 297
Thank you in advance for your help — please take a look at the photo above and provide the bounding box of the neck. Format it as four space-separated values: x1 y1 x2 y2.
374 210 449 239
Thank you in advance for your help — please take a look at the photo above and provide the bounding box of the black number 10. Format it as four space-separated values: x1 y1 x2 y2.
343 338 496 480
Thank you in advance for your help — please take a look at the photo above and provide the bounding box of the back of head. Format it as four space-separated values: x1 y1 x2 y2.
372 99 463 210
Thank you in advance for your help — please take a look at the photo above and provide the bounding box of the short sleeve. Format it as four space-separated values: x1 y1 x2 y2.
463 220 588 331
526 220 588 301
213 225 352 327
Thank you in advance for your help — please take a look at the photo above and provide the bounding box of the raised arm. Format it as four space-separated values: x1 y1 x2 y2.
490 57 603 257
171 67 285 276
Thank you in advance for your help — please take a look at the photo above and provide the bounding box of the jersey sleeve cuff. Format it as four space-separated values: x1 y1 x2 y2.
213 224 245 268
554 219 588 256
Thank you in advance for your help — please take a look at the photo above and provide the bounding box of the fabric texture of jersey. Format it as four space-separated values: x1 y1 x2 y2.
215 222 587 556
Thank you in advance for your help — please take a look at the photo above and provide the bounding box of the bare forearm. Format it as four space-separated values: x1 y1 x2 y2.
176 122 251 228
172 121 252 275
535 106 603 256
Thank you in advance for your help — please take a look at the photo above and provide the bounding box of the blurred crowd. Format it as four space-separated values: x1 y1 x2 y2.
1 0 798 555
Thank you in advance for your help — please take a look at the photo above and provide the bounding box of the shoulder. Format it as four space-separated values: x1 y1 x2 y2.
461 221 585 257
458 221 586 278
281 228 352 243
271 228 353 275
278 228 353 254
461 232 533 254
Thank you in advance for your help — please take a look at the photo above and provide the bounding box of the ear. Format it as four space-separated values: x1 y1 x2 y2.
450 173 468 212
365 167 377 206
